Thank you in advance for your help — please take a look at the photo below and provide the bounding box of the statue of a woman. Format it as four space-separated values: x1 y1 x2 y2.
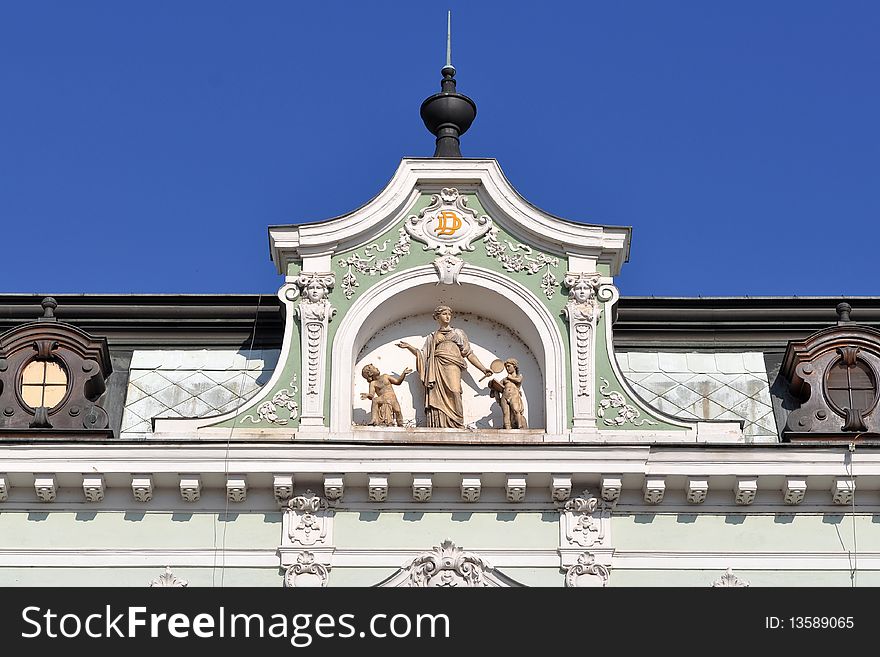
397 305 493 428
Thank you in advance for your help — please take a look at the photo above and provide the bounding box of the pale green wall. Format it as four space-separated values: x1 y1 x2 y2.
333 511 559 549
610 570 875 586
0 511 282 548
0 567 281 587
613 512 874 551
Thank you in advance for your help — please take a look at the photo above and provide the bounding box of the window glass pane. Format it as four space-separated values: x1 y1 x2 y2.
827 361 850 389
828 388 850 410
21 361 46 385
42 385 66 408
851 389 874 411
43 362 67 385
849 363 875 389
21 385 44 407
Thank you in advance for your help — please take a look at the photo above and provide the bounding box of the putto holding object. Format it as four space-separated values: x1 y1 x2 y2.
360 364 412 427
489 358 528 429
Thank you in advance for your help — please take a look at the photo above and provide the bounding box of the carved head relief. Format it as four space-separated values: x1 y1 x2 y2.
563 272 601 305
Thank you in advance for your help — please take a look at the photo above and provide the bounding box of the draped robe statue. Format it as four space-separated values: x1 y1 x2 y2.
397 305 493 428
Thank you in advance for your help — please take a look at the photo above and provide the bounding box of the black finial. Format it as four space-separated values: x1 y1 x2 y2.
420 11 477 158
39 297 58 322
836 302 852 324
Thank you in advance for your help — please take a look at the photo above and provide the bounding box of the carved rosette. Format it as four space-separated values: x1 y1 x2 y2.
564 552 610 588
563 273 602 427
405 188 491 256
561 489 612 549
149 566 188 587
284 551 330 588
294 273 335 427
284 490 333 548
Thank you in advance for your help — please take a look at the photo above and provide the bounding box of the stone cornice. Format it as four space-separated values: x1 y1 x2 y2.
0 443 875 508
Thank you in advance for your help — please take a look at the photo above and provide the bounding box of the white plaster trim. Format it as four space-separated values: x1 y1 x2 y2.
329 264 566 435
3 548 880 571
269 159 630 276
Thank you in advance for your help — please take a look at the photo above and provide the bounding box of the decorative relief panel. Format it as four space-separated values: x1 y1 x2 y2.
284 490 334 548
406 188 491 257
560 489 612 549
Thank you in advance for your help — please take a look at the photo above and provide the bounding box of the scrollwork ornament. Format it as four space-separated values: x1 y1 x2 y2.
712 568 750 587
484 227 560 299
405 539 490 587
598 378 658 427
406 188 491 256
241 376 298 425
338 228 412 299
564 552 610 588
284 551 329 588
149 566 188 587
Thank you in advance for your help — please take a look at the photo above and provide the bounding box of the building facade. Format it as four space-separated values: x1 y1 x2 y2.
1 66 878 588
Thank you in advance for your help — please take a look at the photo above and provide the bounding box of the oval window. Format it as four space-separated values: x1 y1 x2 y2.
21 360 68 409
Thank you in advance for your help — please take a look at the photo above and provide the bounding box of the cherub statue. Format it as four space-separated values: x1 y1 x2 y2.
360 364 412 427
488 358 528 429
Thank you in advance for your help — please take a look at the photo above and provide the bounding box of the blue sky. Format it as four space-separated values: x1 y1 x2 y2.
2 2 878 296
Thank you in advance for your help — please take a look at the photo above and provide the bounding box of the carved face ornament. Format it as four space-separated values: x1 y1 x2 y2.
305 281 325 303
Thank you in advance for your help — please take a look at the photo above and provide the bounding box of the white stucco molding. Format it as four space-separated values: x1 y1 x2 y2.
329 264 567 435
269 158 630 276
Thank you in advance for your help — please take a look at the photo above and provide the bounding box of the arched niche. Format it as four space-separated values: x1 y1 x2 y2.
355 312 542 429
330 265 566 435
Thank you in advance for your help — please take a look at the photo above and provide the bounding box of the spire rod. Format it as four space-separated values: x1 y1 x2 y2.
446 11 453 70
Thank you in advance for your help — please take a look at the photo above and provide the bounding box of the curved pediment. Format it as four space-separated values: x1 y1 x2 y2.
269 158 630 277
